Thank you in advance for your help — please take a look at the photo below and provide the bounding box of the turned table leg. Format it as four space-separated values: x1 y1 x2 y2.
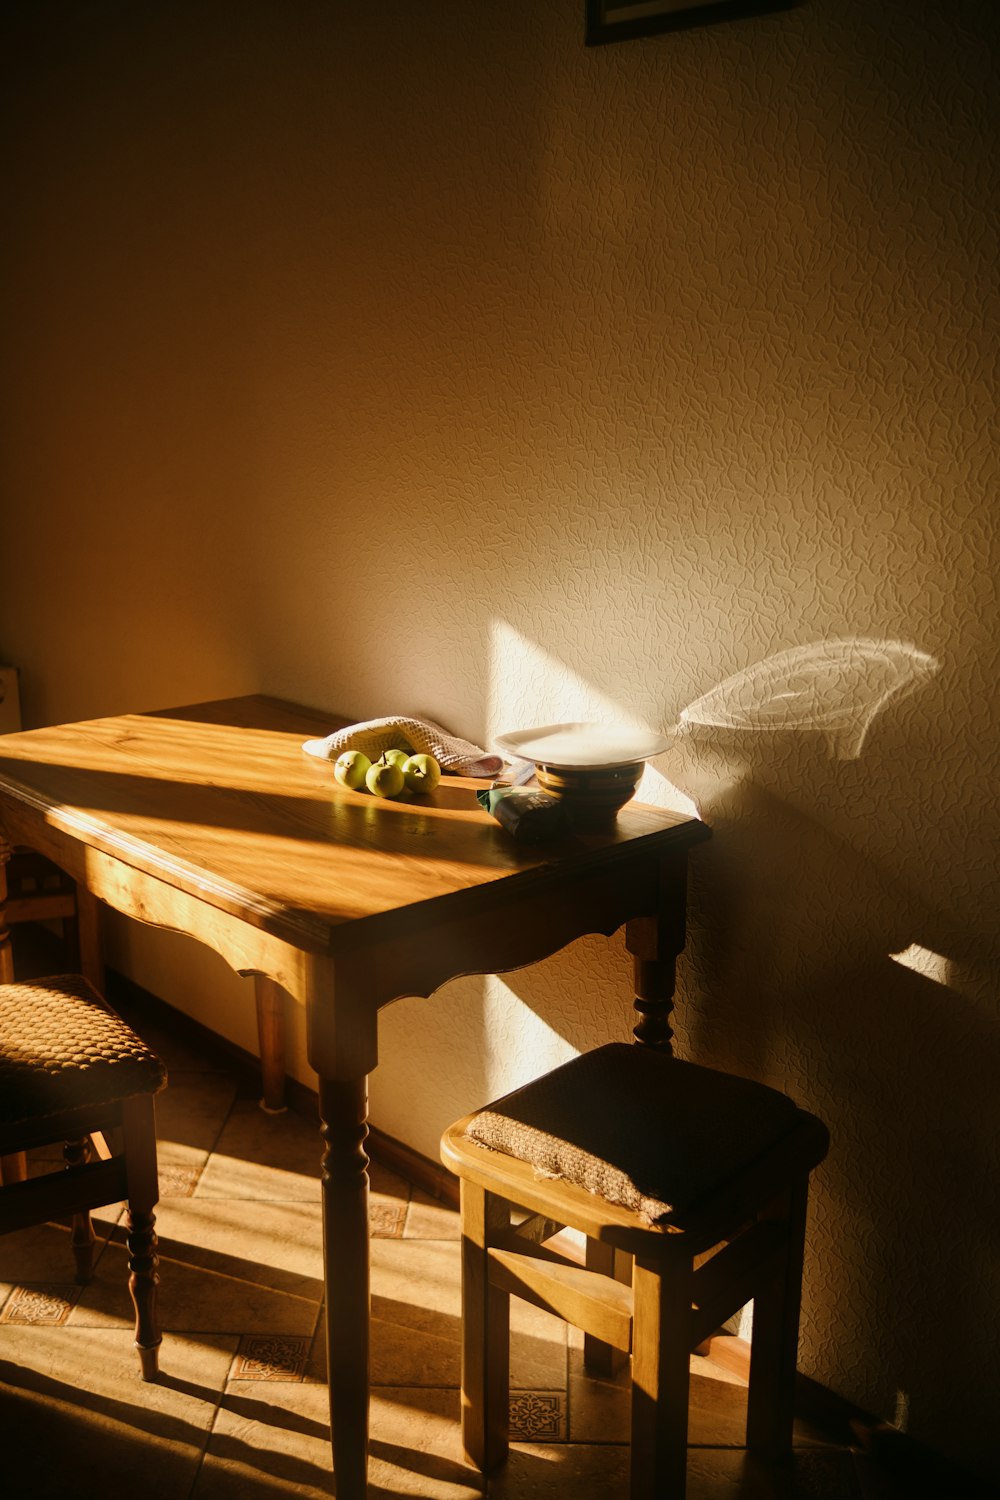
628 855 719 1355
625 858 688 1052
122 1093 162 1380
319 1074 372 1499
582 858 692 1372
255 975 288 1112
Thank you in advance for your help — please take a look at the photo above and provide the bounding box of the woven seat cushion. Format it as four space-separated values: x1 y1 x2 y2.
464 1043 800 1225
0 976 166 1125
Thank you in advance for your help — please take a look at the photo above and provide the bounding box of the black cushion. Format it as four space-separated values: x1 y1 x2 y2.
0 976 167 1125
464 1043 801 1224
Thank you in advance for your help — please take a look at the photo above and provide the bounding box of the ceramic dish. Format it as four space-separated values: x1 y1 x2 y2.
494 722 671 771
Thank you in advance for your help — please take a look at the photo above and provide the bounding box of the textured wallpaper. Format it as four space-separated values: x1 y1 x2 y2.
2 0 998 1482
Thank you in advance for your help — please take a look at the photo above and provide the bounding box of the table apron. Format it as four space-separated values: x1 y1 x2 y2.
1 805 371 1074
327 845 680 1013
2 807 691 1082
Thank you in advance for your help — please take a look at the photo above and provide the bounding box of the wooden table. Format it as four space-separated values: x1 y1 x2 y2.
0 694 709 1497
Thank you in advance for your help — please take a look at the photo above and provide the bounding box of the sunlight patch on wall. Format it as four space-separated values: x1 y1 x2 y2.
481 618 698 1099
889 943 950 987
487 618 698 816
481 974 577 1099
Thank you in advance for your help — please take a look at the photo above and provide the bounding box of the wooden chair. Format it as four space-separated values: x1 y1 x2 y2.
441 1043 829 1499
0 974 167 1379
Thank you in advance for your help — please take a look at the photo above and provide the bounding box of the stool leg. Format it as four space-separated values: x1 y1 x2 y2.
746 1178 809 1459
460 1179 511 1471
584 1239 631 1376
630 1254 692 1500
121 1094 161 1380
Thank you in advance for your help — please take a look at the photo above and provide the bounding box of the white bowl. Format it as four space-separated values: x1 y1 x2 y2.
494 722 671 771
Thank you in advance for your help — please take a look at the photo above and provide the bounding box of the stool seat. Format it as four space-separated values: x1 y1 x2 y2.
442 1044 829 1499
463 1042 805 1226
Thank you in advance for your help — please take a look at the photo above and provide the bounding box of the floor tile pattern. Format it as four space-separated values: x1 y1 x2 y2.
2 1283 79 1326
232 1334 311 1382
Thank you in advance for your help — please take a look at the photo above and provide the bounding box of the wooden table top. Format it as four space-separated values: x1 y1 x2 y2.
0 695 706 954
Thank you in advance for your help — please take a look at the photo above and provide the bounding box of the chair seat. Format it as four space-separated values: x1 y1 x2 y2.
0 975 166 1124
463 1043 803 1225
0 972 166 1379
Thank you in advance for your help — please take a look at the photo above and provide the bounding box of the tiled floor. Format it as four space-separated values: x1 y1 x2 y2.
0 975 945 1499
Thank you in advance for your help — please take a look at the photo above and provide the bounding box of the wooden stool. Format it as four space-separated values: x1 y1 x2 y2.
441 1043 829 1498
0 975 167 1378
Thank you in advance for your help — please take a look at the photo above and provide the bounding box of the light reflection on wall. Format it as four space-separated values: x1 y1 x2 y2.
678 639 938 760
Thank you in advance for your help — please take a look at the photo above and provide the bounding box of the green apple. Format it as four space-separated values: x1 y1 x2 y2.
366 755 405 799
402 752 441 794
382 747 410 772
334 749 372 790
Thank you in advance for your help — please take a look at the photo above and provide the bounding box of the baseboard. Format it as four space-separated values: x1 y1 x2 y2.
364 1121 460 1206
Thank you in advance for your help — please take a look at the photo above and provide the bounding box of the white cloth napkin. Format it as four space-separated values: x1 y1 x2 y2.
302 715 503 778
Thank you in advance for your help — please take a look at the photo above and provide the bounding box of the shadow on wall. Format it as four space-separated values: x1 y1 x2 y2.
669 769 999 1440
654 640 998 1451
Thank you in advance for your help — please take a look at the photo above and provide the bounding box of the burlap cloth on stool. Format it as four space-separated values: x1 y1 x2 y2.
464 1042 800 1225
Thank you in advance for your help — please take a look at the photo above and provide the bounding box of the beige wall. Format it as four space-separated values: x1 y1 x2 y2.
2 0 998 1482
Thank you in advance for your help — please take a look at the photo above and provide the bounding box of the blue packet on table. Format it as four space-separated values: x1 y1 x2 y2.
477 785 572 843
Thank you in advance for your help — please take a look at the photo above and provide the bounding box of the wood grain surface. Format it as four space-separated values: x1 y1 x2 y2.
0 694 706 955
